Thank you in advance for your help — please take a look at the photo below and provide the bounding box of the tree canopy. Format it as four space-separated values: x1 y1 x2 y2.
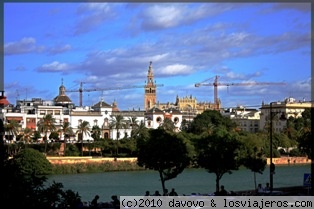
137 128 190 193
196 128 242 193
6 148 52 175
189 110 237 135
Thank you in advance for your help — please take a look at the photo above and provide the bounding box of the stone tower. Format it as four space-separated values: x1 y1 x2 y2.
144 61 157 110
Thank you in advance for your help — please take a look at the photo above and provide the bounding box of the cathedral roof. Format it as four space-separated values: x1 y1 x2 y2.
54 95 72 103
146 106 164 114
92 101 111 108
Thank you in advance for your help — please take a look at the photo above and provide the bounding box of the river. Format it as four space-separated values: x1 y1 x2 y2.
48 164 311 203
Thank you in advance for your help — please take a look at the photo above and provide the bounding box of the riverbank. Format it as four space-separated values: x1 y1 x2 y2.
267 156 311 165
47 156 137 164
48 156 311 165
47 156 311 174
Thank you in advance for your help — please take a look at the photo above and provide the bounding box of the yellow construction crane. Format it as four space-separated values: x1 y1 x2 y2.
195 75 286 110
66 81 164 107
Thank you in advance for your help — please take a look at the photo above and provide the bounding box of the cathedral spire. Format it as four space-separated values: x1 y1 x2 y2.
144 61 157 110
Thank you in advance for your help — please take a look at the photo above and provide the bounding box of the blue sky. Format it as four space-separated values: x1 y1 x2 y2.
3 2 311 110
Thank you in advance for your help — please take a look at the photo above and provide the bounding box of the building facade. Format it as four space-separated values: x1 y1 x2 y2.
222 106 261 133
1 62 184 141
259 97 312 133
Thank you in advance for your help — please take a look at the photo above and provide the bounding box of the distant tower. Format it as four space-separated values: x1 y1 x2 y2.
144 61 157 110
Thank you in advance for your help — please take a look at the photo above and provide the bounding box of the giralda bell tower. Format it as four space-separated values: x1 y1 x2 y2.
144 61 157 111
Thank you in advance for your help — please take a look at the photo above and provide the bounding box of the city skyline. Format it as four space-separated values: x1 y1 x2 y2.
3 2 311 110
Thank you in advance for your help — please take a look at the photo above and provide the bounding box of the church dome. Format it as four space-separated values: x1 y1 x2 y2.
54 82 72 104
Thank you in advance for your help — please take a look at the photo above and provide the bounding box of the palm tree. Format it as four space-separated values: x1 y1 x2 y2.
91 125 101 141
201 122 215 136
131 120 149 139
160 118 175 132
59 121 74 156
37 114 56 154
129 116 139 138
110 114 125 156
76 121 91 156
4 119 20 142
21 127 33 144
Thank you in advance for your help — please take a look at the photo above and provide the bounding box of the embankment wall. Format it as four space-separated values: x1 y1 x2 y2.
47 156 311 165
266 156 311 165
47 156 137 164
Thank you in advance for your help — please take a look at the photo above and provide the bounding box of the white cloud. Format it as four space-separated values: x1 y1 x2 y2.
37 61 70 72
143 5 184 28
4 37 44 55
74 3 115 35
48 44 72 55
160 64 194 75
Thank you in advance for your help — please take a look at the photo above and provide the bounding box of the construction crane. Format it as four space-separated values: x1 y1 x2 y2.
195 75 286 110
66 81 164 107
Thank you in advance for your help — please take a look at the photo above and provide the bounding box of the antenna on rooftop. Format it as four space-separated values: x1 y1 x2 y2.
16 90 20 100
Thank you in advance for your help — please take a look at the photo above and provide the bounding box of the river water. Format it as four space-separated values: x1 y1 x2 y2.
48 164 311 203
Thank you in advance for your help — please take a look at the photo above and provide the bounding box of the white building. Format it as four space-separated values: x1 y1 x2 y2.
222 106 261 133
259 97 312 133
1 62 184 141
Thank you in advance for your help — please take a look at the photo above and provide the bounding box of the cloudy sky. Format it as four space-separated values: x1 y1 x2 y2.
3 2 311 110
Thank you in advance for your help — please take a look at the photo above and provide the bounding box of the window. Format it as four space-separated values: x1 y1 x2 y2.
156 117 162 123
47 110 53 115
174 117 179 124
40 110 45 115
55 110 60 115
104 118 108 126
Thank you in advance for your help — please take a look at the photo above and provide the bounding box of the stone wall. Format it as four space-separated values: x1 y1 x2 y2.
267 157 311 165
47 156 137 164
47 156 311 165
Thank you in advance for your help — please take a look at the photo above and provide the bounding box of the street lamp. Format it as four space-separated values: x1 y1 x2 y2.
269 102 274 192
269 101 286 192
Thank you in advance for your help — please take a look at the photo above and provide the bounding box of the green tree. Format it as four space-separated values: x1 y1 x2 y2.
241 146 267 190
160 117 176 132
129 116 139 138
4 119 20 142
49 131 59 140
298 130 312 159
37 114 56 154
110 114 125 155
65 143 80 156
137 128 190 194
2 147 81 208
110 114 125 139
91 125 101 141
7 148 52 175
196 129 242 193
60 121 74 156
190 110 236 135
21 127 33 144
132 120 149 140
76 121 91 156
61 121 74 141
33 131 42 141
